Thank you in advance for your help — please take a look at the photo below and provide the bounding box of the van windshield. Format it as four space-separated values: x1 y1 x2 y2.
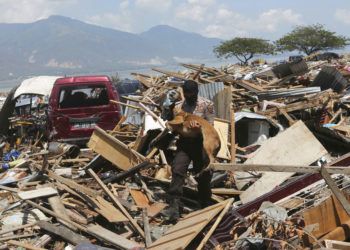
59 85 109 109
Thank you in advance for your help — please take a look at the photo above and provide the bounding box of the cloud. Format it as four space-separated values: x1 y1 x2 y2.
201 8 303 39
335 9 350 25
88 12 133 32
175 0 215 22
135 0 172 11
0 0 75 23
175 5 208 22
257 9 302 32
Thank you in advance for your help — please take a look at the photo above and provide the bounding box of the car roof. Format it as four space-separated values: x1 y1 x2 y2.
55 75 110 85
14 76 62 99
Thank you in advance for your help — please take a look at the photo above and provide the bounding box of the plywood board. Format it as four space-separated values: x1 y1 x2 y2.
18 187 58 200
332 194 350 224
147 200 228 250
88 126 145 171
214 119 231 160
238 121 327 204
303 196 338 238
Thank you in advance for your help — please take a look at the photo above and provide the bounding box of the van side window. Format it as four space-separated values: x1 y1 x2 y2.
59 85 109 108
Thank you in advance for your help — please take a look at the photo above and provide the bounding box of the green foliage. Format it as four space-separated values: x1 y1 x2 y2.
214 38 275 65
275 24 349 55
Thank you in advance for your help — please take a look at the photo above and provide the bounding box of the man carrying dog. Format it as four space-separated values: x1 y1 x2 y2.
164 79 216 221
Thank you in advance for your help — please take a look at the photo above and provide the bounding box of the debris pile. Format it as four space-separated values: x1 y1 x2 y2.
2 56 350 249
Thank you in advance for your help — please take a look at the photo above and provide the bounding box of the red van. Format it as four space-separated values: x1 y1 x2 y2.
48 75 121 143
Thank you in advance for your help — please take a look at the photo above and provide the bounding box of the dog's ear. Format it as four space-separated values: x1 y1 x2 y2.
168 115 184 125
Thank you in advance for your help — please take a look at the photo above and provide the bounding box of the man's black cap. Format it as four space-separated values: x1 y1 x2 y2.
182 80 198 94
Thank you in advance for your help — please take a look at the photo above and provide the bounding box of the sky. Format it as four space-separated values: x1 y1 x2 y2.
1 0 350 40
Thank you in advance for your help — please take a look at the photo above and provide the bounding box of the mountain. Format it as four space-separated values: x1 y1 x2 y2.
0 16 221 81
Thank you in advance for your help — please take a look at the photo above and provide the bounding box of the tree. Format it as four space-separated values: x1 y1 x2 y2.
110 73 122 85
214 38 275 65
275 24 349 55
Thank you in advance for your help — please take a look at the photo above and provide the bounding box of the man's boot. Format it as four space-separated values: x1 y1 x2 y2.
162 197 181 222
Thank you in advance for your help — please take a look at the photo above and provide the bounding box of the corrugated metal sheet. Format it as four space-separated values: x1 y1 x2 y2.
272 60 308 79
256 87 321 101
198 82 225 101
312 66 349 93
123 98 143 126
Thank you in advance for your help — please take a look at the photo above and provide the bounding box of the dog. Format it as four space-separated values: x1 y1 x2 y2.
158 90 221 175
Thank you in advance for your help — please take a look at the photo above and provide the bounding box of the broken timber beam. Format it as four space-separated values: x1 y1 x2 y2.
37 221 89 245
87 168 145 239
211 163 350 175
26 200 134 248
320 165 350 216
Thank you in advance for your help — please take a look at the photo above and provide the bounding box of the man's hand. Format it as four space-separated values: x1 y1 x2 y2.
189 120 201 128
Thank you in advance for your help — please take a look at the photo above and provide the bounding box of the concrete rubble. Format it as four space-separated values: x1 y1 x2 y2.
1 55 350 249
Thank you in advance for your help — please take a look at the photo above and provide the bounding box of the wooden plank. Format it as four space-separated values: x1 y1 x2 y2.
211 188 243 195
0 233 38 241
211 163 350 175
18 187 58 200
25 200 135 247
37 221 89 245
130 189 149 207
148 203 167 218
7 240 45 250
213 119 231 160
257 90 334 117
147 200 227 250
196 198 233 250
320 166 350 216
325 239 350 249
87 169 145 238
236 80 264 92
87 224 141 250
91 196 128 222
142 208 152 248
48 170 100 198
238 121 327 204
0 222 37 236
26 200 88 232
33 234 52 248
213 88 231 120
303 196 338 238
332 194 350 224
129 188 166 217
230 109 236 163
88 126 145 171
66 209 88 225
48 195 77 231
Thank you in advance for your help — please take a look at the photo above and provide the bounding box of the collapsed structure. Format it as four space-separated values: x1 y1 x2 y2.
1 55 350 249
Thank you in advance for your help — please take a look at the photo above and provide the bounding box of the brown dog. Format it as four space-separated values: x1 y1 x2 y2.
166 111 221 175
